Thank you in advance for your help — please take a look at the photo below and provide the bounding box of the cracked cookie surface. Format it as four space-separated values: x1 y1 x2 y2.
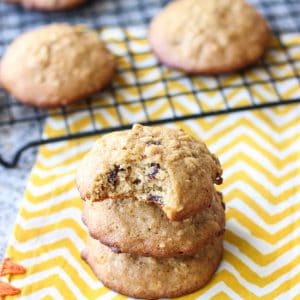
0 24 116 107
76 124 223 220
82 235 224 299
149 0 270 74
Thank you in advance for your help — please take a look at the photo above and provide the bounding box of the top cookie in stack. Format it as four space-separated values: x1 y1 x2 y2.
77 124 222 221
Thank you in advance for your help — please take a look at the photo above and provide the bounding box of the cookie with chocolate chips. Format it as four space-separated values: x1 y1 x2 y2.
82 190 225 257
77 124 223 221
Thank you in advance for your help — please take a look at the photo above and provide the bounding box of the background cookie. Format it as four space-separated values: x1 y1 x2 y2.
149 0 270 74
77 124 223 221
3 0 86 11
83 190 225 257
0 24 116 107
82 235 223 299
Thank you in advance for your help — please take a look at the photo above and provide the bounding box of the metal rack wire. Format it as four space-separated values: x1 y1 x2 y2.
0 0 300 167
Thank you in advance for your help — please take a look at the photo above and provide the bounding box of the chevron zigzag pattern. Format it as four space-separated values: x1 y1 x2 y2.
4 104 299 300
4 27 300 299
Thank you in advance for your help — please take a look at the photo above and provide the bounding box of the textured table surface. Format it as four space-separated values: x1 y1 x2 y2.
0 141 37 259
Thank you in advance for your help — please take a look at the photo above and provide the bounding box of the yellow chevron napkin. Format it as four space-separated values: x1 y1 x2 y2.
4 27 300 299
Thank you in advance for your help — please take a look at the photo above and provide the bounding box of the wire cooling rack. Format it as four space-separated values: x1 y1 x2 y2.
0 0 300 167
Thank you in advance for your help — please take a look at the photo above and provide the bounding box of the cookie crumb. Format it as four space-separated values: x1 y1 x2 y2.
146 141 161 146
148 194 163 205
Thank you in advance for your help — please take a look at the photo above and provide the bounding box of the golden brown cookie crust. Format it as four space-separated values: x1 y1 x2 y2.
76 124 223 221
149 0 270 74
0 24 116 107
82 190 225 257
82 235 224 299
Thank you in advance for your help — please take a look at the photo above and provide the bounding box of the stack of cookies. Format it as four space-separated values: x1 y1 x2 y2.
76 124 225 299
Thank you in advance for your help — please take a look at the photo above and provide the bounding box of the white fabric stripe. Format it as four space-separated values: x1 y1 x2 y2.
12 267 89 300
226 220 300 253
197 282 243 300
221 143 300 174
275 282 300 300
219 262 300 296
17 208 82 230
8 229 85 251
23 189 79 212
224 182 299 208
16 248 100 287
224 241 300 275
